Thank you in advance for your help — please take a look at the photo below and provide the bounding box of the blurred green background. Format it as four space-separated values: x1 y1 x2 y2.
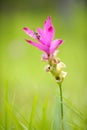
0 0 87 129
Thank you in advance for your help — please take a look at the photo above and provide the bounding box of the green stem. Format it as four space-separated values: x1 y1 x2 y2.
59 83 64 130
5 80 8 130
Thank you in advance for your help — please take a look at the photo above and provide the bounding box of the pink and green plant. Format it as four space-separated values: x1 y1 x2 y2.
23 16 67 130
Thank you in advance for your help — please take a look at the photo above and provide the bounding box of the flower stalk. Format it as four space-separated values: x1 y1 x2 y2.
23 16 67 130
59 83 64 130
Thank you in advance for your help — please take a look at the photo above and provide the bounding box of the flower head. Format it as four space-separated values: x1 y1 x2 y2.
23 16 63 56
23 16 67 84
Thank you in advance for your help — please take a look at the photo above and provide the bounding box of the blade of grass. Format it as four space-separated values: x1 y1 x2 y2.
0 123 5 130
5 101 26 130
5 80 8 130
28 95 38 130
52 96 60 130
41 96 48 130
14 106 29 126
12 93 29 126
66 121 85 130
64 97 85 122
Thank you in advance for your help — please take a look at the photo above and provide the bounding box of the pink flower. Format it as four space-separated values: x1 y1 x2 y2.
23 16 63 56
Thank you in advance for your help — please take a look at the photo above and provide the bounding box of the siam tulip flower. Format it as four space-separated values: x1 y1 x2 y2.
23 16 67 83
23 16 63 60
23 17 67 129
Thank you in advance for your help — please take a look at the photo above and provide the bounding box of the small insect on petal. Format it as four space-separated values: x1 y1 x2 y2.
34 32 40 39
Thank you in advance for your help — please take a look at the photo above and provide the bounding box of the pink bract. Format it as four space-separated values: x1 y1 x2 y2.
23 16 63 55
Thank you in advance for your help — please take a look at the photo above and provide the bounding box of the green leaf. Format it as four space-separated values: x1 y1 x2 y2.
41 96 48 130
64 97 84 121
0 123 5 130
66 121 85 130
28 95 38 130
4 101 26 130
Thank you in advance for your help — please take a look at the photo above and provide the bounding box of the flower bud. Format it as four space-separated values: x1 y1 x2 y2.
59 71 67 79
56 62 66 73
45 65 51 72
56 71 67 83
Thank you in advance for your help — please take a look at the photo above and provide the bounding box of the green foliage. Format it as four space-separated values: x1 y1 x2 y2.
0 4 87 130
1 86 87 130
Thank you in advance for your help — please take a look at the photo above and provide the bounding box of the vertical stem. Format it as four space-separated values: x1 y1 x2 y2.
5 80 8 130
59 83 64 130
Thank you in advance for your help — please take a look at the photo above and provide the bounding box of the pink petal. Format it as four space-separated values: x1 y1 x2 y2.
36 17 55 46
50 39 63 54
25 40 49 53
37 28 45 44
41 53 49 61
37 17 55 46
23 27 36 39
43 17 55 45
44 26 54 46
44 16 52 30
37 28 43 36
